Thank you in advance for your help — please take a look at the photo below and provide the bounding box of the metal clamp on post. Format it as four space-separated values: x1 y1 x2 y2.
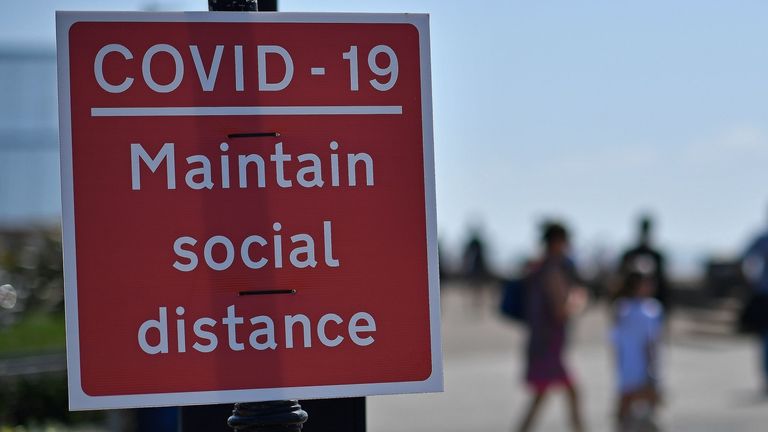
208 0 258 11
228 401 308 432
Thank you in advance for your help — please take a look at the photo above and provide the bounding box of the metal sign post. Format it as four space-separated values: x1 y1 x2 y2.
211 0 305 426
210 2 298 431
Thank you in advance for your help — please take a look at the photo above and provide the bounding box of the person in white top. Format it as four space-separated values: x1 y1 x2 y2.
611 271 663 430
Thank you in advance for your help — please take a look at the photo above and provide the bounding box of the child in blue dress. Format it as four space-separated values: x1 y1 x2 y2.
611 271 663 430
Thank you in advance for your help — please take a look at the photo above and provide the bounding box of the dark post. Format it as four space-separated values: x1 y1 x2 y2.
207 1 307 431
179 2 364 431
208 0 258 11
228 401 307 432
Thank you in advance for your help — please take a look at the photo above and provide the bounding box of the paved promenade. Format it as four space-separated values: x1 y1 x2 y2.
368 286 768 432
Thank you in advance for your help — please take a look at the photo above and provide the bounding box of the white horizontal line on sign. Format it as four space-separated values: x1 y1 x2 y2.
90 106 403 117
310 67 326 75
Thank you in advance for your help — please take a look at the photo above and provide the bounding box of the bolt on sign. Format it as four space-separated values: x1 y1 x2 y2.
56 12 441 410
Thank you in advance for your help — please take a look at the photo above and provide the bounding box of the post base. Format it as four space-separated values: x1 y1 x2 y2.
227 400 308 432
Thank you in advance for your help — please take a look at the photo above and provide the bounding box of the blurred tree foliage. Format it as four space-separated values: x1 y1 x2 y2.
0 229 64 324
0 229 89 427
0 373 103 427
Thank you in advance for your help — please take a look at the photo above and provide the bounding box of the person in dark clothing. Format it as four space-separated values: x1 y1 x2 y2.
461 229 492 312
618 215 670 312
741 213 768 393
462 231 489 282
515 222 586 432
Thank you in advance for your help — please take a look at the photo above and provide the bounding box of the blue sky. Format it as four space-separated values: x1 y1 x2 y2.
3 1 768 272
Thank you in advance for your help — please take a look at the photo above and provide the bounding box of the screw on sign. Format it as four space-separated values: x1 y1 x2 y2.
55 7 441 427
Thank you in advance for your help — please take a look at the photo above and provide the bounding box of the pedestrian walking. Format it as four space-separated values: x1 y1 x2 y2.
741 212 768 394
515 222 586 432
618 215 670 314
611 271 663 431
461 227 492 313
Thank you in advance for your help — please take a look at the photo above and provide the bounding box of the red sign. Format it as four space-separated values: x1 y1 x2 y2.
57 12 441 410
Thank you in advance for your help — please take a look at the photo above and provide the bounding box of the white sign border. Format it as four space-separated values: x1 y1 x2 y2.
56 11 442 411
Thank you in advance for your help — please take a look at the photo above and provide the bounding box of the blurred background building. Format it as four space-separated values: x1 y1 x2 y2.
0 47 60 229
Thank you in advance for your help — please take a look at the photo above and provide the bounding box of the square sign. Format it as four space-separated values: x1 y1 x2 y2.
56 12 441 410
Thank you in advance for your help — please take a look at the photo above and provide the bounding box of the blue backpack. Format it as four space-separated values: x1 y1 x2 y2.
499 277 527 322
